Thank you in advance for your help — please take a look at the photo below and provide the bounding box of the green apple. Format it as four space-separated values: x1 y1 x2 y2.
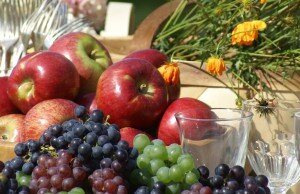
49 32 112 96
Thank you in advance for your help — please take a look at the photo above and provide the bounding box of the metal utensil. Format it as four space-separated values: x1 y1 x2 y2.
44 17 92 49
32 0 68 51
19 0 53 55
10 0 45 69
0 0 20 76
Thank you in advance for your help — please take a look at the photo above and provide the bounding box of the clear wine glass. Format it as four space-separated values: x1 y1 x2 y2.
175 108 253 173
243 99 300 194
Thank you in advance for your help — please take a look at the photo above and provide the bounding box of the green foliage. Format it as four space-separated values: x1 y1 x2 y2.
153 0 300 97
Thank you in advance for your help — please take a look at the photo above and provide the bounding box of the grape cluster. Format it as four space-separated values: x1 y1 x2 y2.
38 106 137 176
1 152 33 194
182 164 270 194
88 168 127 193
29 150 87 193
131 134 199 194
181 183 212 194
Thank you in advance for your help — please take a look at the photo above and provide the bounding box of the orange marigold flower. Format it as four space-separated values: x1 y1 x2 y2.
158 62 180 85
206 57 226 76
260 0 267 4
232 20 267 46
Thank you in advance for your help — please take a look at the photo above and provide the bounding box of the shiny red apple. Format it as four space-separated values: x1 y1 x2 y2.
7 51 80 114
0 77 19 116
96 58 168 130
157 97 213 145
0 114 25 143
49 32 112 95
126 49 180 104
120 127 153 147
89 98 98 113
23 99 78 141
125 49 168 68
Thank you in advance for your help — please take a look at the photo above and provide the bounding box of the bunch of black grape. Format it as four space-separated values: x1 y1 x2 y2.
182 164 270 194
40 106 138 180
1 139 44 194
0 161 31 194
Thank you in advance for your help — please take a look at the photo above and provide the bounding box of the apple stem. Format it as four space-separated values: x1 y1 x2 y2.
1 135 8 141
105 115 111 125
139 84 148 93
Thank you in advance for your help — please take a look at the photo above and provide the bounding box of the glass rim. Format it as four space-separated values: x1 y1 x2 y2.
243 99 300 110
295 112 300 118
174 108 253 122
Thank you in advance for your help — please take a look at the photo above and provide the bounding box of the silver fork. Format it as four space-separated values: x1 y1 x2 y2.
44 17 92 49
10 0 45 67
20 0 54 53
32 0 68 51
0 0 20 76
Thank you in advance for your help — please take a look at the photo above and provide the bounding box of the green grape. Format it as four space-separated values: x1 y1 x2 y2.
58 192 68 194
177 154 193 164
166 182 182 194
167 145 182 163
19 175 31 187
137 154 151 169
181 182 191 190
169 165 184 182
178 157 195 172
143 145 153 156
148 176 159 188
184 171 198 185
191 168 200 179
130 169 141 186
152 139 165 146
68 187 85 194
148 159 165 175
156 167 171 184
138 169 152 185
133 134 151 153
16 171 24 182
150 145 168 160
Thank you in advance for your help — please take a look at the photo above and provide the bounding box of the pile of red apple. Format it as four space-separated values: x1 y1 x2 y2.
0 32 212 149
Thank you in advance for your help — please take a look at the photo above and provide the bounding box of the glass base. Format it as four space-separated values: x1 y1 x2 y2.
270 186 289 194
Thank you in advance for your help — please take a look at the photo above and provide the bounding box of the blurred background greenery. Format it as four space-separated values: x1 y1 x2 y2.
108 0 167 30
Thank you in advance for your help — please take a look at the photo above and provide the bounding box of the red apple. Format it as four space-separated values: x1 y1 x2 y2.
89 98 98 113
49 32 112 95
167 83 181 104
157 97 214 145
125 49 168 68
0 77 19 116
23 99 78 141
0 114 25 143
96 58 168 130
7 51 80 114
120 127 153 147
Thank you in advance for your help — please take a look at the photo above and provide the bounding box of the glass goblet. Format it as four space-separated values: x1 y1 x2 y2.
243 99 300 194
175 108 253 173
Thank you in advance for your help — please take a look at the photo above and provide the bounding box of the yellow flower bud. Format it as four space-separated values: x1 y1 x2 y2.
158 63 180 85
206 57 226 76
